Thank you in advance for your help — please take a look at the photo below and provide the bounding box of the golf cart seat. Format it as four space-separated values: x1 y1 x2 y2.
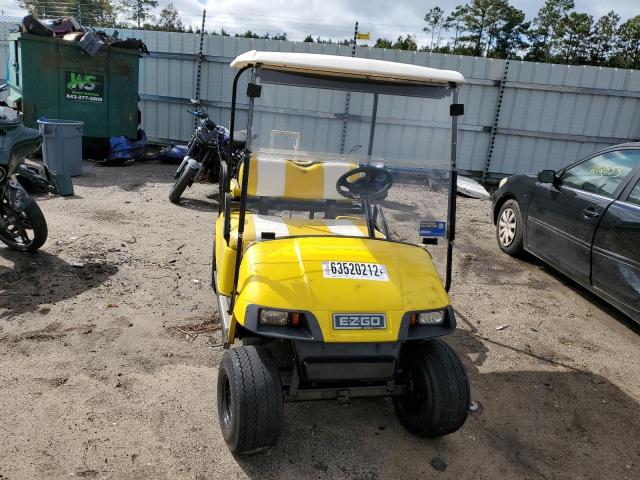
231 152 357 201
226 212 368 250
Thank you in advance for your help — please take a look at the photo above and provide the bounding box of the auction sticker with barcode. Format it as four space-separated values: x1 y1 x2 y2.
322 261 389 281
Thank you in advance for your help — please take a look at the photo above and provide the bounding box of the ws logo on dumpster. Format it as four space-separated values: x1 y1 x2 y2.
65 72 104 103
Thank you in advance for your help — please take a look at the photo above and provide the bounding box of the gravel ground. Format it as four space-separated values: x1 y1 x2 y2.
1 161 639 480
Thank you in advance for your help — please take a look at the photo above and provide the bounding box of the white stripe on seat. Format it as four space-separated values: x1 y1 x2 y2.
323 162 355 200
256 155 286 197
252 214 290 238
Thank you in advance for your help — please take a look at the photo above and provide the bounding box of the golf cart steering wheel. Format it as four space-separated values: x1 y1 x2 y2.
336 166 394 201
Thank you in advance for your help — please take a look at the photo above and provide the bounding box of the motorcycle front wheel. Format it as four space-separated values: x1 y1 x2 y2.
0 198 48 252
169 166 197 203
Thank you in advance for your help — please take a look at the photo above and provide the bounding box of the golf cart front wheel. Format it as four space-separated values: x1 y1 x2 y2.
393 340 470 437
217 346 283 454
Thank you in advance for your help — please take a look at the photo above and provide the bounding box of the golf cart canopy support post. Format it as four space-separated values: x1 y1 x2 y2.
367 93 378 157
228 68 258 314
445 88 460 292
224 54 463 308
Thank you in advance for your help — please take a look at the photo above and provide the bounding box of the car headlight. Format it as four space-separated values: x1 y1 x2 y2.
499 177 508 188
259 309 302 326
409 310 446 325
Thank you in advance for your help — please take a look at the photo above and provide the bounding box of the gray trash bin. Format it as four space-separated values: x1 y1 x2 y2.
37 119 84 177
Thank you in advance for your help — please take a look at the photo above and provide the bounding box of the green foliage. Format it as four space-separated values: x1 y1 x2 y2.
18 0 118 27
119 0 158 29
555 12 593 64
423 7 446 51
156 2 183 32
374 38 393 49
526 0 574 62
612 16 640 69
589 11 620 65
392 35 417 51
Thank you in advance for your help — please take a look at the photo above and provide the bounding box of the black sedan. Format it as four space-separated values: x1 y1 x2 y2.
491 143 640 323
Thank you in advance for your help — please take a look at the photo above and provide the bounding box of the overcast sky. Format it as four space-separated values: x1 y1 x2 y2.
2 0 638 44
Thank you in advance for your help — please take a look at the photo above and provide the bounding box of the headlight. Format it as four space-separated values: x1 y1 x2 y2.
410 310 446 326
259 309 289 325
259 309 302 326
418 311 445 325
499 177 508 188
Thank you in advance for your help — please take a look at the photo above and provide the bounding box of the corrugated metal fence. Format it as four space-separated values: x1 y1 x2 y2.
2 23 639 177
0 17 21 87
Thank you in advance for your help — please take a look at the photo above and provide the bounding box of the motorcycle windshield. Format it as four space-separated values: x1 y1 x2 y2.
234 84 455 280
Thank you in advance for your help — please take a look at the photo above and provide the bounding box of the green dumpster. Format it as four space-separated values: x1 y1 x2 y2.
6 32 139 139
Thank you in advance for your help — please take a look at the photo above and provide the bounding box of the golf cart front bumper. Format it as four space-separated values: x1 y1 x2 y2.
293 340 400 382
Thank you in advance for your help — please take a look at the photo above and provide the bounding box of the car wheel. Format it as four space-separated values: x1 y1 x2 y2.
393 340 470 437
217 346 283 454
496 199 524 256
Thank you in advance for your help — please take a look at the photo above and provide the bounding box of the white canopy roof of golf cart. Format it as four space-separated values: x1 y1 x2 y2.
230 50 465 85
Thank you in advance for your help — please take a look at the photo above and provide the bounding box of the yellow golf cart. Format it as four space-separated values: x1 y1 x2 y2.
212 50 469 454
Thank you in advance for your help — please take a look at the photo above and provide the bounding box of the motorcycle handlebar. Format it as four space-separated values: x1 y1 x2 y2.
186 109 209 119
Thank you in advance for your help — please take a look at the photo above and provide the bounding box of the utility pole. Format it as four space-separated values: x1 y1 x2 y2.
137 0 142 29
339 20 358 154
194 9 206 126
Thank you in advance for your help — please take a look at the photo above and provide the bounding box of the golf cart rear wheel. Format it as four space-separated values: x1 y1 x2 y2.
393 340 470 437
496 199 524 256
217 346 283 454
169 167 196 203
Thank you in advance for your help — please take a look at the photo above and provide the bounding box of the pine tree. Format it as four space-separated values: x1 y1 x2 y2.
555 12 593 64
119 0 159 29
589 11 620 65
444 5 469 52
423 7 446 51
492 5 529 58
612 16 640 69
157 3 184 32
526 0 574 62
457 0 511 57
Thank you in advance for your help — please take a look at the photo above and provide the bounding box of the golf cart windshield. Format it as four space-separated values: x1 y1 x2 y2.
224 52 463 307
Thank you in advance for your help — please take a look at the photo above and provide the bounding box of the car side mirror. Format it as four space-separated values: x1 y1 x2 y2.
537 169 556 184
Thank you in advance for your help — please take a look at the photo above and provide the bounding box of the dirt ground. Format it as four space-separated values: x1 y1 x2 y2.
1 161 639 480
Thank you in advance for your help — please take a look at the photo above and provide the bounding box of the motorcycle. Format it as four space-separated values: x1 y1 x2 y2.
0 84 54 252
168 99 246 203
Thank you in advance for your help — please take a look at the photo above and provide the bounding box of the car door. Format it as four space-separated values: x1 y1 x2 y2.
591 173 640 321
526 149 640 285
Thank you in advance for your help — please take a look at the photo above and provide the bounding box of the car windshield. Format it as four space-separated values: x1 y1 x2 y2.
233 76 454 278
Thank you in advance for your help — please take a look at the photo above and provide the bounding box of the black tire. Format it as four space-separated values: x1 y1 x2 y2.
0 199 48 252
169 167 196 203
496 199 524 256
217 346 284 454
393 339 470 437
